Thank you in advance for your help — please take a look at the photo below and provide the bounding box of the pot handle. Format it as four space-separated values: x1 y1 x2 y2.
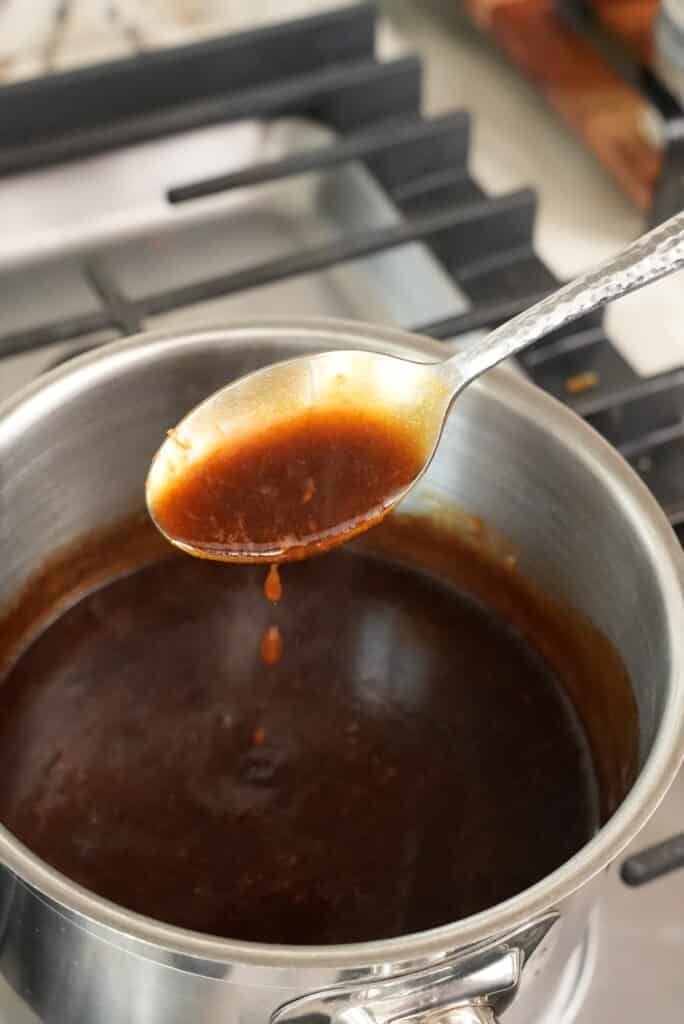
272 914 558 1024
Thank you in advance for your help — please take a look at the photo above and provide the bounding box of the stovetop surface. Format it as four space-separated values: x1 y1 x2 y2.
1 3 683 1022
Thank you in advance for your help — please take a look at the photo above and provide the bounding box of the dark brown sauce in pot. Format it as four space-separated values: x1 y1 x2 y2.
0 515 638 945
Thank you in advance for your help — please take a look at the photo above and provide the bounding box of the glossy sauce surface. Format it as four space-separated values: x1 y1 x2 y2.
152 407 425 560
0 515 637 946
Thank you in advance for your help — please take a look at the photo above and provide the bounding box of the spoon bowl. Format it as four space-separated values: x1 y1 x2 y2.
147 211 684 562
146 349 456 561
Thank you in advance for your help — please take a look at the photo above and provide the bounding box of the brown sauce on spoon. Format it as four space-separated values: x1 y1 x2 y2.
151 406 426 561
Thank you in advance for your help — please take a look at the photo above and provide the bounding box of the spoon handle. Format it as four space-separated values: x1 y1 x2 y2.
447 210 684 388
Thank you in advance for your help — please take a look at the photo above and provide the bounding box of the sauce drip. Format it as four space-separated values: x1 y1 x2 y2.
260 625 283 666
152 406 425 561
262 566 283 664
264 564 282 604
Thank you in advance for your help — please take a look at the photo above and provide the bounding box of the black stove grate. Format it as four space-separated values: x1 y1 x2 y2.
2 2 683 537
0 0 682 882
1 4 683 520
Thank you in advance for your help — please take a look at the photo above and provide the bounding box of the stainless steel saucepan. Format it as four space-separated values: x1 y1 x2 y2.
0 318 682 1024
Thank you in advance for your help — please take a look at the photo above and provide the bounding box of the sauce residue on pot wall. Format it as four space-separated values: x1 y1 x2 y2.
0 511 638 945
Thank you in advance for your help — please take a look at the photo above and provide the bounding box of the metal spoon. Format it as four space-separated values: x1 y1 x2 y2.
147 211 684 562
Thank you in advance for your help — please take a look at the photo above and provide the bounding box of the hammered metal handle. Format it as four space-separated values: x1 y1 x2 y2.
447 210 684 386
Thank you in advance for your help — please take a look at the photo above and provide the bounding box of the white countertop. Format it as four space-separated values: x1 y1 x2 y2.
0 0 357 76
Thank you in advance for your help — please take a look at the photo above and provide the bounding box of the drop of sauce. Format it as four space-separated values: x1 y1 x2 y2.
251 725 266 746
264 564 282 604
260 625 283 666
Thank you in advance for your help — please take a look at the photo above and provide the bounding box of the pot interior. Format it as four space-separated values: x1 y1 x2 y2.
0 324 676 945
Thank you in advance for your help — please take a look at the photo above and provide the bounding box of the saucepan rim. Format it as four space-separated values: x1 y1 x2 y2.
0 317 682 971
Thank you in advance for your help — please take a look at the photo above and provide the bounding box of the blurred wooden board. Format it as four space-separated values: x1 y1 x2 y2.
590 0 657 62
463 0 661 210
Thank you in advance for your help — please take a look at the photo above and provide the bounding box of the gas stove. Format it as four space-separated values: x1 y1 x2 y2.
1 3 683 1022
